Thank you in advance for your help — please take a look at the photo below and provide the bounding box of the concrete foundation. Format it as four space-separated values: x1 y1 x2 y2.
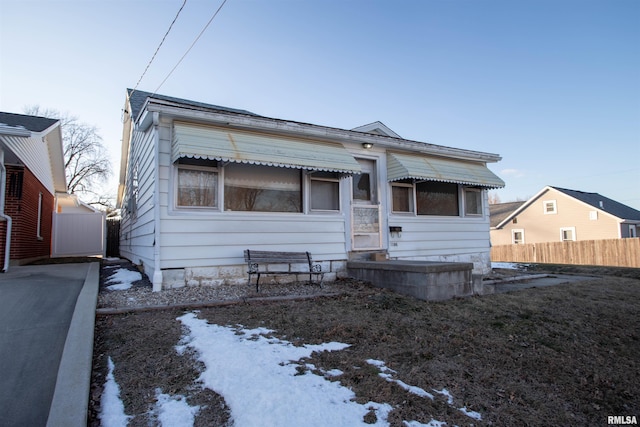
347 260 474 301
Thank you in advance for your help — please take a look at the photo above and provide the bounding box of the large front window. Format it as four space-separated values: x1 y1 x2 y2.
224 163 301 212
416 181 459 216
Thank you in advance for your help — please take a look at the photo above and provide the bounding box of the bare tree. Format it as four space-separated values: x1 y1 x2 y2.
23 106 112 207
488 192 502 205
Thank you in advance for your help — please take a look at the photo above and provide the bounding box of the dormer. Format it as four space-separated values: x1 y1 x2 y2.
351 121 401 138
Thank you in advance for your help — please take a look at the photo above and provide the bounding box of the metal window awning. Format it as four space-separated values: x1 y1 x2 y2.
173 122 362 174
387 152 505 188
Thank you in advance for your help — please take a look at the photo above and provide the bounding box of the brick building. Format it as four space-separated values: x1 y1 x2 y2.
0 112 67 268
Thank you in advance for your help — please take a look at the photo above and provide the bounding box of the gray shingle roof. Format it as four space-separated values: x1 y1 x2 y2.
489 201 525 227
0 112 58 132
552 186 640 221
126 89 258 121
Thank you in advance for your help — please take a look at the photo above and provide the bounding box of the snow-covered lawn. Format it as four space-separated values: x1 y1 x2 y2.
98 261 484 426
99 309 483 426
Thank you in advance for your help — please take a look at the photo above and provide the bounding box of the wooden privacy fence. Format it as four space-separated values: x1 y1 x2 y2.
106 218 120 257
491 238 640 268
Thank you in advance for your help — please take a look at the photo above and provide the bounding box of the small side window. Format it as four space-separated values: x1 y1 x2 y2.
560 227 576 241
464 188 482 216
176 158 219 209
512 229 524 244
310 171 340 212
543 200 557 214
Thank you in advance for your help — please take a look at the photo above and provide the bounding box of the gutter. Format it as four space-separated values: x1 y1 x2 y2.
0 148 12 272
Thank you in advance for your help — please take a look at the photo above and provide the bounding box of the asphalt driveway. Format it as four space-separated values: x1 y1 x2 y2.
0 262 98 427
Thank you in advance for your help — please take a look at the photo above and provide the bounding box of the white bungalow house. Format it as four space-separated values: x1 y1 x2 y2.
117 90 505 291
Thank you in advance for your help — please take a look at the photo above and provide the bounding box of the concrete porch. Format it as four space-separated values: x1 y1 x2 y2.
346 260 477 301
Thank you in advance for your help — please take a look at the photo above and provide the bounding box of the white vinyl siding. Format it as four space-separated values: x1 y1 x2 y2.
158 214 348 269
1 134 57 193
119 122 159 270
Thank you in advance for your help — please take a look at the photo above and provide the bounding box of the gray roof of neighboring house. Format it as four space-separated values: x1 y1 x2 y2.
552 186 640 221
489 201 525 227
127 89 258 122
0 112 58 132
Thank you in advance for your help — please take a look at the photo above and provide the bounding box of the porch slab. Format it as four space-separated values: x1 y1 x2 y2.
347 260 474 301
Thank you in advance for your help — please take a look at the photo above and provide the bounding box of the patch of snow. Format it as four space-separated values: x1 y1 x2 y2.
433 388 454 405
491 262 529 270
155 390 200 427
99 357 131 427
178 312 392 426
404 420 447 427
366 359 434 400
105 268 142 291
325 368 344 377
459 406 482 420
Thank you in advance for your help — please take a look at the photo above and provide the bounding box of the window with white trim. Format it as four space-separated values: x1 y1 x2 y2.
416 181 459 216
543 200 557 214
560 227 576 241
37 192 43 240
309 171 340 211
391 179 414 213
176 158 218 208
224 163 301 212
464 188 483 216
512 229 524 244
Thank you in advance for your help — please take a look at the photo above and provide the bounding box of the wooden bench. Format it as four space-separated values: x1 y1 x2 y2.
244 250 324 292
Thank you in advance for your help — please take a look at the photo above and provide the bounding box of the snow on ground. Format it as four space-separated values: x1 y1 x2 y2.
154 391 200 427
105 268 142 291
491 261 529 270
99 311 484 426
99 357 131 427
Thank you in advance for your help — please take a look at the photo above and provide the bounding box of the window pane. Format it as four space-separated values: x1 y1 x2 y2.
416 182 459 216
465 189 482 215
392 186 412 212
513 231 523 244
352 173 371 201
224 163 301 212
311 180 339 211
177 168 218 207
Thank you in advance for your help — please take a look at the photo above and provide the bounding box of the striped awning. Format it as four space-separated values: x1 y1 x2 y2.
172 122 362 174
387 152 505 188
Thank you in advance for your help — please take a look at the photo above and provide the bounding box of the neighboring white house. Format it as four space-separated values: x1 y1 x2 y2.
117 90 505 291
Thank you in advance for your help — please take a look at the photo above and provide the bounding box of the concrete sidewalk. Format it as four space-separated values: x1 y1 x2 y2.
0 262 99 427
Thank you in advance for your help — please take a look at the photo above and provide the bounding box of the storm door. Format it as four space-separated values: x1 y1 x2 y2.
351 158 382 250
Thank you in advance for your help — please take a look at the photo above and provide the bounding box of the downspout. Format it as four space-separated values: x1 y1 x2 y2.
151 112 163 291
0 149 12 272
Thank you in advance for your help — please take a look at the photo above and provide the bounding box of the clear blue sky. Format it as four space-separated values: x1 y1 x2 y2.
1 0 639 209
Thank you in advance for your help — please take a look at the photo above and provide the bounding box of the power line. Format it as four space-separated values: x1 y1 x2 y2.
154 0 229 94
132 0 188 94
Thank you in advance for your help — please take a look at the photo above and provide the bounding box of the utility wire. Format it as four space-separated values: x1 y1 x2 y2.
132 0 188 94
153 0 229 94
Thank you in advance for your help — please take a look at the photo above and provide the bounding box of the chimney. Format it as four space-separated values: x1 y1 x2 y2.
599 201 604 209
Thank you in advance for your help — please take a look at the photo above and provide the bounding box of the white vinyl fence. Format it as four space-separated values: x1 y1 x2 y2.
52 212 106 257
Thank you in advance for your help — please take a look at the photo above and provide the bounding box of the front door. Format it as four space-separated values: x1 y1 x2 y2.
351 159 382 250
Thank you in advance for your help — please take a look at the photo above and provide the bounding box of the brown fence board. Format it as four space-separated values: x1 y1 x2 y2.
491 238 640 268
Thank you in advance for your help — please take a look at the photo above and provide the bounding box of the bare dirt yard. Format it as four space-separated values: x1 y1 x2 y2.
88 264 640 426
